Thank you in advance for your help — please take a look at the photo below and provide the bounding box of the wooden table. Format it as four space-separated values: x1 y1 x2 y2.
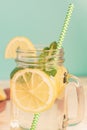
0 77 87 130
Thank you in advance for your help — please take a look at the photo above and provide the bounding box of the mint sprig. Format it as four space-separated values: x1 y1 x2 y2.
38 41 58 76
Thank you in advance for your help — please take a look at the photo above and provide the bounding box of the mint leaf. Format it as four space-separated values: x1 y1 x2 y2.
50 41 58 50
10 67 24 79
45 68 57 76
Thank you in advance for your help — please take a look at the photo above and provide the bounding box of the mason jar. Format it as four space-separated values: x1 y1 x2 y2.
10 45 84 130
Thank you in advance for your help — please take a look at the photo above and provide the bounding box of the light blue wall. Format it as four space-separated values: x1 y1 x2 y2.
0 0 87 79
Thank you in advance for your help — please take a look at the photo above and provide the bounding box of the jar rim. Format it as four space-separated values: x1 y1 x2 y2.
16 48 61 54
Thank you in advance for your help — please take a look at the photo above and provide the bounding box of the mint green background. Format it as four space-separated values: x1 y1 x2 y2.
0 0 87 79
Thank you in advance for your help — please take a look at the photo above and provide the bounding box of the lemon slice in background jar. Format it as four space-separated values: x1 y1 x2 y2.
55 66 68 99
11 68 56 113
5 37 36 59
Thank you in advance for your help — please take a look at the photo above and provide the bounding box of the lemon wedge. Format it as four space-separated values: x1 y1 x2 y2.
0 88 6 101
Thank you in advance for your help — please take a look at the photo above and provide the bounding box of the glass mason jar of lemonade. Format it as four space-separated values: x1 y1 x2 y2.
10 43 84 130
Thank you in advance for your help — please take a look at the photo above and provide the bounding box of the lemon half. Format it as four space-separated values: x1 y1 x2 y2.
55 66 68 99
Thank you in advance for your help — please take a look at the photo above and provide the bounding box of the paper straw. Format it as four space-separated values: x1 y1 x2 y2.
30 4 74 130
57 4 74 49
30 113 40 130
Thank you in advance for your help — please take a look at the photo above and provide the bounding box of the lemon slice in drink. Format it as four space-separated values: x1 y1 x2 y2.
11 68 56 113
55 66 68 99
5 37 36 59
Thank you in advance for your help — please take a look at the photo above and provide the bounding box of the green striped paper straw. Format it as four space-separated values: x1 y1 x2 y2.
29 4 74 130
30 113 40 130
57 3 74 49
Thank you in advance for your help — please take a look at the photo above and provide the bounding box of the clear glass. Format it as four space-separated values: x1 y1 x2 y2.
10 47 84 130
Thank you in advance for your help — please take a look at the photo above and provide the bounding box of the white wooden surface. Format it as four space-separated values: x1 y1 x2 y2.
0 77 87 130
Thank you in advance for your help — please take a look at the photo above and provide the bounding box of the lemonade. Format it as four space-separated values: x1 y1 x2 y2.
10 49 67 130
5 37 84 130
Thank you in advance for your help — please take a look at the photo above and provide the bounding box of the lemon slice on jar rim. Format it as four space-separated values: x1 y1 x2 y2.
5 36 36 59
